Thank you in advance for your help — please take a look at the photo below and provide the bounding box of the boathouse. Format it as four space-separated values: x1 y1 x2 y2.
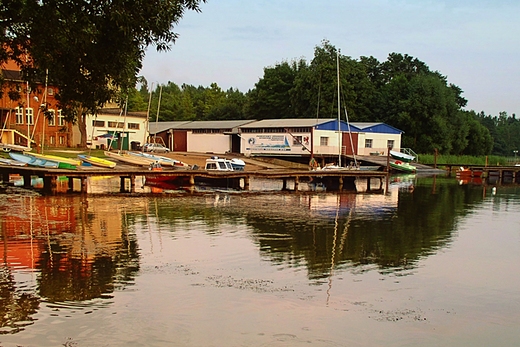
148 118 404 161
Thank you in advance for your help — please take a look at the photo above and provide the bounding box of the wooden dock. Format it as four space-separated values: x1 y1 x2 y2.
0 164 389 194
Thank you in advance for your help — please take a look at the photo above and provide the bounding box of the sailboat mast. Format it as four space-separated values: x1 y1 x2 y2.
337 50 341 167
143 82 154 150
154 85 163 144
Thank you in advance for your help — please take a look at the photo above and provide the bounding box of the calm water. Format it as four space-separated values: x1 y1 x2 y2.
0 176 519 347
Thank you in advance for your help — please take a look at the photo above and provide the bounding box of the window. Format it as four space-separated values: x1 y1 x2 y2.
292 135 302 145
49 136 55 145
48 88 54 96
320 137 328 146
108 121 124 128
93 120 104 127
128 123 140 130
59 136 64 145
15 107 24 124
26 108 34 125
387 140 394 149
58 110 65 126
365 139 373 148
48 110 56 126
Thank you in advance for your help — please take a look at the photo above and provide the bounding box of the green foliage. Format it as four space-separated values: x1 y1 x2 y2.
1 0 206 146
418 153 510 166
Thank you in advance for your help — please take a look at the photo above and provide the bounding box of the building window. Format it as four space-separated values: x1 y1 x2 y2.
58 110 65 126
50 136 55 145
15 107 24 124
93 120 104 127
48 110 56 126
47 88 54 96
387 140 394 149
292 135 302 145
108 121 124 128
59 136 64 145
320 137 328 146
365 139 373 148
128 123 140 130
26 108 34 125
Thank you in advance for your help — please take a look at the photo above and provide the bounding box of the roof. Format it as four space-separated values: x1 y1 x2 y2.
97 108 147 118
350 122 403 134
1 69 23 81
149 119 256 134
240 118 337 128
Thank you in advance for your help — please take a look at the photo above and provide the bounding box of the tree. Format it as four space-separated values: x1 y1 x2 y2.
1 0 206 147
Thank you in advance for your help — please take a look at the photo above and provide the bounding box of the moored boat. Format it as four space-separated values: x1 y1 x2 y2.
0 157 27 166
104 151 155 166
25 152 81 166
389 160 416 173
390 150 415 163
128 151 190 168
205 157 234 171
9 152 60 169
77 154 117 168
230 158 246 171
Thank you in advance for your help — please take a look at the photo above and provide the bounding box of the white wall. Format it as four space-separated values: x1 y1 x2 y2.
84 114 148 148
356 133 401 156
188 133 230 153
311 129 343 156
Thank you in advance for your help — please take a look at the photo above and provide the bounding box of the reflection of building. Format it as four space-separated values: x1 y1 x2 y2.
0 58 74 149
0 196 134 302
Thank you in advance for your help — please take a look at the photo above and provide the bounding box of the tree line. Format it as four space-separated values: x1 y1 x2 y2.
129 40 518 157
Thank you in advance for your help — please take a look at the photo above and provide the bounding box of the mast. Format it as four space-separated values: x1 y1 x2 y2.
337 50 341 167
142 82 153 151
153 85 163 144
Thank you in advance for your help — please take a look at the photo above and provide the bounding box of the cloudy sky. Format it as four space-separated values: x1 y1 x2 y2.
140 0 519 116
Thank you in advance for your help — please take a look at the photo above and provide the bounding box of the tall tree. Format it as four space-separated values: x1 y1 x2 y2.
1 0 206 146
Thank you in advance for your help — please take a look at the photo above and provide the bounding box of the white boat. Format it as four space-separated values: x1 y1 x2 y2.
0 157 27 166
205 157 234 171
230 158 246 171
104 151 155 166
128 151 190 168
390 150 415 163
0 143 31 152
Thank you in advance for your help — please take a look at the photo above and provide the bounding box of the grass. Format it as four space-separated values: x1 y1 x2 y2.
418 154 517 166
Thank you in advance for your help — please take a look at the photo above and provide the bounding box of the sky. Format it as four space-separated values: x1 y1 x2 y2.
140 0 520 117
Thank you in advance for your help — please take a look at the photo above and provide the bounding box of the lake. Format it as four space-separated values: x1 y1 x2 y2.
0 175 519 346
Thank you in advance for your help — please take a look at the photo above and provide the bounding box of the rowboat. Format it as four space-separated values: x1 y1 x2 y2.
128 151 190 168
390 150 415 163
104 151 155 166
25 152 81 166
0 157 27 166
9 152 60 168
77 154 117 168
389 160 416 173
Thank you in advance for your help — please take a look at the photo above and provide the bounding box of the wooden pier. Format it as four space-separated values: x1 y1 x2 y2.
447 165 520 185
0 164 389 195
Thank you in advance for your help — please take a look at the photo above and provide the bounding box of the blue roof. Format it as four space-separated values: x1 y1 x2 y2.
316 121 403 134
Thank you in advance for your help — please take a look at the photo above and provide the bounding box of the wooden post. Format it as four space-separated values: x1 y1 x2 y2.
130 175 136 193
23 174 31 188
244 176 250 191
81 177 87 193
338 176 343 191
68 177 74 192
120 177 126 192
434 148 438 169
294 176 299 191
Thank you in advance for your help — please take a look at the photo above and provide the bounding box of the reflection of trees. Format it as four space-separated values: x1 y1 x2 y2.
0 267 40 334
240 180 485 279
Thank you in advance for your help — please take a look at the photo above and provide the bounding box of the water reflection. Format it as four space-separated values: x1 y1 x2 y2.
0 177 515 342
0 195 139 333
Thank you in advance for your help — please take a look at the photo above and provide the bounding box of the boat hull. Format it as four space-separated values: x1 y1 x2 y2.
78 154 117 168
390 161 416 173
